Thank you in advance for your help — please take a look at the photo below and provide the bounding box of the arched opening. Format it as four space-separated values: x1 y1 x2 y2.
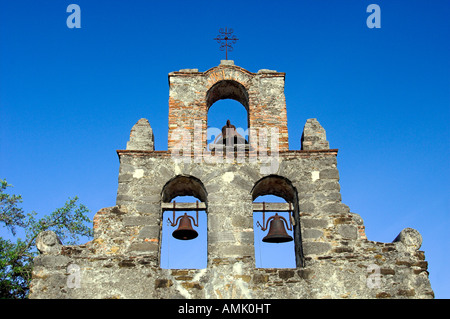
252 175 297 203
206 80 250 150
253 195 295 268
161 175 207 203
252 175 303 268
207 99 249 148
160 176 207 269
206 80 249 111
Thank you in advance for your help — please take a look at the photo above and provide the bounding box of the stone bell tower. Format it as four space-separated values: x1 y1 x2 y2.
29 61 434 299
167 60 288 154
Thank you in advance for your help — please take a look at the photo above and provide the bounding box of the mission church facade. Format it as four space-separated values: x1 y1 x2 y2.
29 60 434 299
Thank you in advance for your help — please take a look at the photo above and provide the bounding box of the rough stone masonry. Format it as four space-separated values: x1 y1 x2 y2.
29 61 434 299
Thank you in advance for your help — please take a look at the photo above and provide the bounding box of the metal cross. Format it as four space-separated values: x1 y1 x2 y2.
214 28 239 60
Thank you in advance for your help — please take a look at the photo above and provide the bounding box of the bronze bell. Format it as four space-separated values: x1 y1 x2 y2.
172 213 198 240
216 120 249 147
262 213 293 243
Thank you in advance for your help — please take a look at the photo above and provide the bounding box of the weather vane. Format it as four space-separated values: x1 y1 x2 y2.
214 27 239 60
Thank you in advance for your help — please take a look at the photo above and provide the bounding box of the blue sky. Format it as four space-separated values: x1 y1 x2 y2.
0 0 449 298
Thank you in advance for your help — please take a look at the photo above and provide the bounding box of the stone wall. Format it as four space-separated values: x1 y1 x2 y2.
29 62 434 299
29 147 434 299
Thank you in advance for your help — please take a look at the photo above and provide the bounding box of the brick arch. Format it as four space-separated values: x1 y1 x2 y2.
206 80 249 111
167 62 289 153
204 65 253 92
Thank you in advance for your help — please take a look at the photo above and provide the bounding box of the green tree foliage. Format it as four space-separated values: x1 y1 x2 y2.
0 179 93 298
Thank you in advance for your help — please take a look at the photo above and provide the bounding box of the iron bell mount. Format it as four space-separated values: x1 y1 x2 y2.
256 202 294 243
167 201 199 240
